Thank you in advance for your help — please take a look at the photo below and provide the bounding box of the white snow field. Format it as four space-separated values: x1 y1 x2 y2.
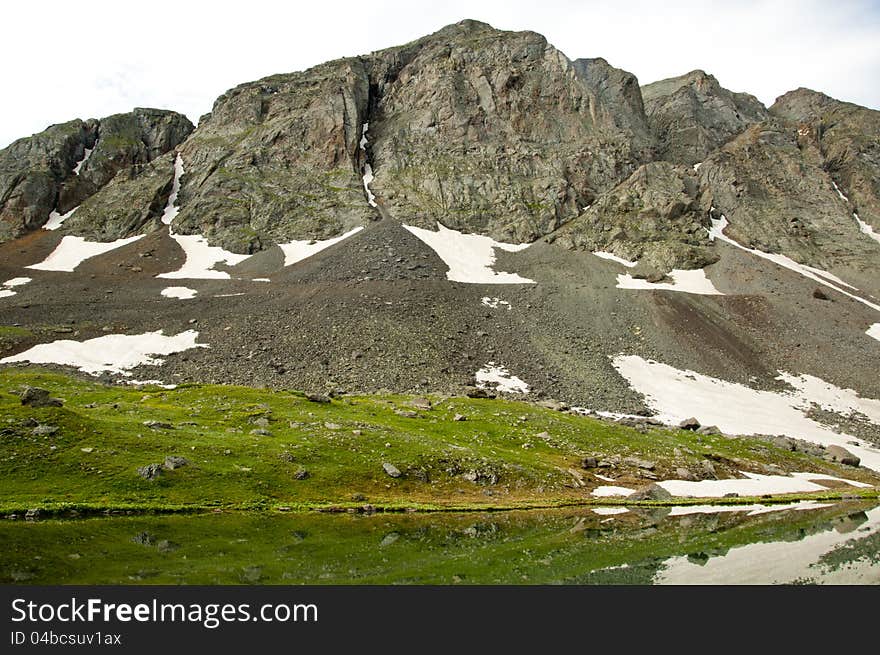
868 323 880 342
27 235 144 272
161 154 185 225
158 234 250 279
0 330 207 376
403 223 534 284
278 227 364 266
611 354 880 471
616 269 723 295
475 362 530 394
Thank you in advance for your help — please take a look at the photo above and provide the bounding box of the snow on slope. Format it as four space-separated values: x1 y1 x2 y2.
161 154 185 225
27 235 144 272
708 213 880 312
616 269 723 295
611 354 880 471
161 286 197 300
475 362 530 393
592 251 637 267
0 330 206 375
278 227 364 266
44 206 78 230
403 223 534 284
158 235 250 279
868 323 880 342
832 181 880 246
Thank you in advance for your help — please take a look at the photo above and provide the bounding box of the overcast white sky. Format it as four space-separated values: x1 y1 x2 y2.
2 0 878 148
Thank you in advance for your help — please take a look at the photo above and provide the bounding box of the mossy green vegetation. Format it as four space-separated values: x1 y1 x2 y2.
1 368 876 514
1 502 875 584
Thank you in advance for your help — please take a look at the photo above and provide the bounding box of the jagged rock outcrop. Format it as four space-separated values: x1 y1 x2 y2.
0 109 193 242
642 70 768 166
552 160 717 271
698 118 880 275
171 59 373 253
771 88 880 237
368 21 654 243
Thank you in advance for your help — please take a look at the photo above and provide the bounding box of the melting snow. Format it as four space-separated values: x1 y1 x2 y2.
278 227 364 266
360 123 377 207
655 505 880 584
708 213 880 312
73 146 94 175
0 330 206 376
3 277 31 287
481 297 511 309
616 269 723 295
161 286 197 300
611 354 880 471
868 323 880 342
27 235 144 272
593 251 637 267
158 235 250 279
592 471 869 499
832 181 880 245
161 154 185 225
44 206 78 230
403 222 534 284
475 362 530 394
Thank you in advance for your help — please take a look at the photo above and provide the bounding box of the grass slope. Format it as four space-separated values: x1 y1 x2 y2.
1 368 877 513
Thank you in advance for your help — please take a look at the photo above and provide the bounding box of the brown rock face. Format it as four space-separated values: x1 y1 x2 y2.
642 70 769 166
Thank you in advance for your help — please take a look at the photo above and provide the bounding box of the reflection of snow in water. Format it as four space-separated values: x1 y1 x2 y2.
655 506 880 584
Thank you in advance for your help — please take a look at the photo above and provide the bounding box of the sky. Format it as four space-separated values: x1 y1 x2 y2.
2 0 878 148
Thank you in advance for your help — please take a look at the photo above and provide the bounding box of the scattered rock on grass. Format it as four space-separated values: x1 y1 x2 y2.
164 456 189 470
20 387 62 408
826 445 860 467
382 462 402 478
137 464 164 480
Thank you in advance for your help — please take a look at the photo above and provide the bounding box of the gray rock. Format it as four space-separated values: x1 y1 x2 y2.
408 397 432 410
627 484 673 501
581 456 599 469
679 417 701 431
163 456 189 470
826 445 860 467
623 456 656 470
382 462 402 478
697 425 721 435
675 467 698 481
143 420 173 430
306 393 331 404
465 387 496 399
137 464 164 481
20 387 63 408
453 414 467 421
32 424 59 436
293 468 310 480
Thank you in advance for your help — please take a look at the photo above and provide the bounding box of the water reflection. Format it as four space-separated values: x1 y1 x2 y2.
1 502 878 585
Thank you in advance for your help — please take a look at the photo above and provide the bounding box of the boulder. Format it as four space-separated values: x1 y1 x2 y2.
137 464 164 481
679 417 701 431
20 387 63 408
826 445 860 467
382 462 402 478
627 484 673 501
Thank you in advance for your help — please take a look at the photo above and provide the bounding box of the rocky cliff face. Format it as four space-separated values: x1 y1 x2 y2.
771 88 880 238
642 70 768 165
0 109 193 241
366 21 654 243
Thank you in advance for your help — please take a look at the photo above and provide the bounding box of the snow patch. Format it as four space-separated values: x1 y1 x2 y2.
44 206 78 230
403 222 534 284
708 213 880 312
611 354 880 472
0 290 15 299
592 507 629 516
481 297 511 310
73 146 94 175
656 471 869 498
360 123 377 207
593 251 637 267
161 286 197 300
3 277 31 287
868 323 880 342
616 269 723 295
161 154 185 225
158 235 250 279
27 235 144 272
278 227 364 267
832 181 880 244
591 486 635 497
475 362 530 394
0 330 206 376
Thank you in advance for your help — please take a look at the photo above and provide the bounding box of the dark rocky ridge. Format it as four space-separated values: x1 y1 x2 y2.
0 109 193 242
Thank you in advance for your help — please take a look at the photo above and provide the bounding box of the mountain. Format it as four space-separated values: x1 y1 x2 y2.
0 19 878 465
